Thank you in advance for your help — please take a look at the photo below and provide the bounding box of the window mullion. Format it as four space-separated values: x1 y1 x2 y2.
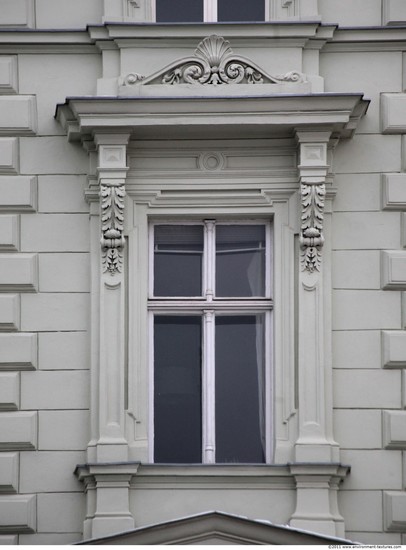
204 220 215 301
202 309 216 463
204 0 217 22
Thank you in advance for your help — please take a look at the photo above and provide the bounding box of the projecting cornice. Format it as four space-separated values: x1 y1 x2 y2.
56 93 369 143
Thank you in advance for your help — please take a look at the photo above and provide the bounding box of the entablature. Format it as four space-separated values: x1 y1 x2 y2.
56 93 369 144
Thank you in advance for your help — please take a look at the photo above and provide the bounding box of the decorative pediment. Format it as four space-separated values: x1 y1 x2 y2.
119 35 310 96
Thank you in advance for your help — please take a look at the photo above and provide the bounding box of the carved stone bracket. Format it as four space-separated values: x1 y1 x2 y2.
299 182 325 272
100 183 126 275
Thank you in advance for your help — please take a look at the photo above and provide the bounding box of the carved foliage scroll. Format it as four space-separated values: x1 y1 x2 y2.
101 184 126 274
160 35 305 86
300 183 325 272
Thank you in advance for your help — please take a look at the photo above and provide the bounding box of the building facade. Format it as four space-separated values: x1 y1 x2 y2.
0 0 406 544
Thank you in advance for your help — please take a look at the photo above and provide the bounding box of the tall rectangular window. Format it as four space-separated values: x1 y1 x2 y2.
149 220 272 464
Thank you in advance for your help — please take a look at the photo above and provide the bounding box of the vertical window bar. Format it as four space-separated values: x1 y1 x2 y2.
203 309 215 463
204 220 215 301
204 0 217 22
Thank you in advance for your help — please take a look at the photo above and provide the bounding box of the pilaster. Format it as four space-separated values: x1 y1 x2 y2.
289 131 345 537
95 134 130 463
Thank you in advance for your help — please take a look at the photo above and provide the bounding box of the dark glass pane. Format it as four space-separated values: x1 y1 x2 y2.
156 0 203 22
215 316 265 463
154 316 202 463
218 0 264 21
216 225 266 297
154 225 203 297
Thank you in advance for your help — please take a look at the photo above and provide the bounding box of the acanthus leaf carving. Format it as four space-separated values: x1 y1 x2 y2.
299 183 325 273
100 184 126 275
122 35 306 89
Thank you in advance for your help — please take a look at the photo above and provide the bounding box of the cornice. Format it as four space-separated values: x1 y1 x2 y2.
56 93 369 143
0 29 97 54
323 26 406 52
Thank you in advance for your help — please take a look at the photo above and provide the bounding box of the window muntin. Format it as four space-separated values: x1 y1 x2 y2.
155 0 265 22
149 220 272 464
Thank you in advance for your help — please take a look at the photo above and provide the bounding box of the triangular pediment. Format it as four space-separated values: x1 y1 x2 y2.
77 511 358 545
119 35 311 96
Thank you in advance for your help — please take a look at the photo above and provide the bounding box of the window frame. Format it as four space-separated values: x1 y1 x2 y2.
148 218 274 464
151 0 269 23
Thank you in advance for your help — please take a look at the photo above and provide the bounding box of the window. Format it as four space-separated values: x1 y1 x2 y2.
149 220 273 464
155 0 265 23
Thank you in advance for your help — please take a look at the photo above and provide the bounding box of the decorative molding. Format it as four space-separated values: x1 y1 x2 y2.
122 35 306 90
198 151 225 171
299 183 325 272
101 184 126 274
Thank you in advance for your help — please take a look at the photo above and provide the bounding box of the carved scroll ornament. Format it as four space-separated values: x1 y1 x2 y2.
300 183 325 273
101 184 126 274
162 35 305 86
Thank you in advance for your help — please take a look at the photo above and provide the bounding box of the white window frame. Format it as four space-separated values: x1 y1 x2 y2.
151 0 269 22
148 218 273 464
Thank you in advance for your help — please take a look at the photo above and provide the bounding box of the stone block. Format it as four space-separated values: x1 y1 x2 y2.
333 330 381 369
0 176 37 211
19 534 81 545
37 493 85 533
382 330 406 368
0 412 37 450
0 0 34 28
0 453 18 493
0 373 19 410
0 253 38 292
0 295 20 331
381 93 406 134
0 495 36 534
383 0 406 25
21 214 89 252
0 215 19 251
20 451 85 493
334 135 401 173
36 0 103 28
19 54 102 136
0 138 18 174
319 0 381 26
21 293 89 331
0 97 37 136
384 492 406 531
21 370 89 410
341 450 402 490
333 409 382 449
38 176 88 213
383 411 406 449
332 250 380 289
333 291 401 330
39 253 90 292
333 212 400 250
0 333 37 370
321 51 402 134
382 173 406 210
38 410 89 451
0 536 17 545
0 57 18 94
402 213 406 248
334 369 402 409
38 331 88 370
20 137 88 175
382 251 406 290
340 491 383 532
333 174 381 212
